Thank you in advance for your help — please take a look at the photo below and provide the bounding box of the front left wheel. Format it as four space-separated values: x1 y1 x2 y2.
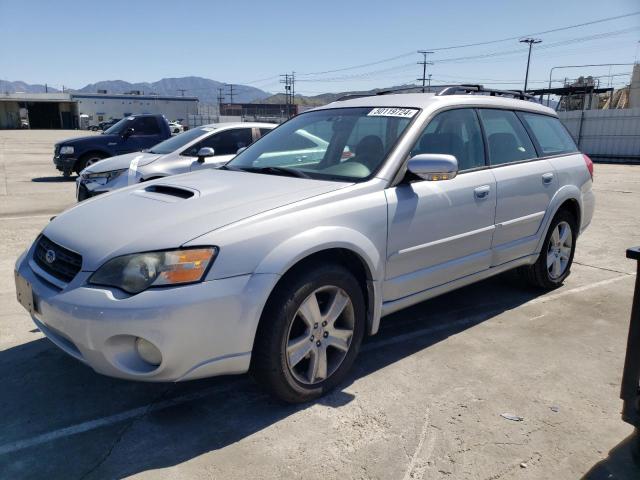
251 263 365 403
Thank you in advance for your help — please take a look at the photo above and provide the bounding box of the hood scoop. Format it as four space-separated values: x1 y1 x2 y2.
133 184 198 202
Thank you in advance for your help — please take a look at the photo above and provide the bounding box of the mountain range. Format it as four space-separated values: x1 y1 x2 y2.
1 77 271 104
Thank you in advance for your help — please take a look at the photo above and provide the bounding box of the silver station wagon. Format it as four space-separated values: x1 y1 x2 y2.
15 86 594 403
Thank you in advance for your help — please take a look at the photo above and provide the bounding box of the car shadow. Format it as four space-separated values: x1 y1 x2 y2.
581 430 640 479
0 274 552 479
31 176 76 183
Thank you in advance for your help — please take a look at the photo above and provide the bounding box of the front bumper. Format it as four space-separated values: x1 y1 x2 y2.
75 171 132 201
54 154 77 172
15 250 279 382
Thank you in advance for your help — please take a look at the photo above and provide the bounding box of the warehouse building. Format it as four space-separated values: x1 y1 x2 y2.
0 91 198 129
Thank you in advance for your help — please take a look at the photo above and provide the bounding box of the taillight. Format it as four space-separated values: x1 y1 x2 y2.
583 154 594 181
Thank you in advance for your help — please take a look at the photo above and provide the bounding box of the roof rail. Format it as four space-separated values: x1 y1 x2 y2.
437 84 537 101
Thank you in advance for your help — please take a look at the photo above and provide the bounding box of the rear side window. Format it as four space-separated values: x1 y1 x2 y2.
478 109 537 165
518 112 578 156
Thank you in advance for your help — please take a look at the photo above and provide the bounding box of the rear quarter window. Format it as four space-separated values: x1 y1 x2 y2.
518 112 578 156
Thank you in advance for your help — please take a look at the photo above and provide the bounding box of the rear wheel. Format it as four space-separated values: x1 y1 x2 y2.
251 263 365 403
520 209 577 289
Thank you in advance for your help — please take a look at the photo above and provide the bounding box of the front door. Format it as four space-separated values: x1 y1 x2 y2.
190 128 253 171
384 108 497 302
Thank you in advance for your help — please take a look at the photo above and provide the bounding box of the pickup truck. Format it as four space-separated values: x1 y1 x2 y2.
53 114 172 176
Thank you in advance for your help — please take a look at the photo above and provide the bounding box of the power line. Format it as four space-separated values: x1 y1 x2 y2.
293 11 639 78
427 11 639 51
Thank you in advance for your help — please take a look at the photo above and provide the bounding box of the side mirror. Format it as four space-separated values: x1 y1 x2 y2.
197 147 215 162
236 146 247 155
407 154 458 181
123 127 135 138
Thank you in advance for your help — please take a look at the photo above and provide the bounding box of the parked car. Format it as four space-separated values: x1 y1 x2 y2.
88 119 120 132
75 122 276 201
53 114 172 176
168 121 184 135
15 87 595 403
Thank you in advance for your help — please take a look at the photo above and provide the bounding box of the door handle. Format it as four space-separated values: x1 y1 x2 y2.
542 173 554 184
474 185 491 199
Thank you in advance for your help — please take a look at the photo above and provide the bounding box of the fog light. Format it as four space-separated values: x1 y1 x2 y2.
135 337 162 366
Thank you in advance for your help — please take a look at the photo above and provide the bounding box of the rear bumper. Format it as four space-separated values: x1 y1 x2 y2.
15 250 279 382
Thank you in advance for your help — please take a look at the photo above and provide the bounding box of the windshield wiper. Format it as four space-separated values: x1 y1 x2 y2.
224 166 311 178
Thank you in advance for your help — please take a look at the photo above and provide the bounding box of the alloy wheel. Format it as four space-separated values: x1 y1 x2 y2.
547 220 573 279
285 286 355 385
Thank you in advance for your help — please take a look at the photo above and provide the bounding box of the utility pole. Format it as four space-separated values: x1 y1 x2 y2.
519 38 542 92
177 88 186 97
226 84 234 104
291 71 295 115
417 50 434 93
427 74 432 93
280 74 292 118
217 87 224 106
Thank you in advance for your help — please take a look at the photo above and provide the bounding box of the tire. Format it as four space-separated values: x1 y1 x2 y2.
75 152 106 174
520 209 577 289
251 263 366 403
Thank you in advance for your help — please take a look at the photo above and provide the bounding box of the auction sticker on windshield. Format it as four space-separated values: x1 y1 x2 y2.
367 107 418 118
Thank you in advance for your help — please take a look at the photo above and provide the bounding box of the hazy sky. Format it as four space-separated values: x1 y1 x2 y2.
1 0 638 95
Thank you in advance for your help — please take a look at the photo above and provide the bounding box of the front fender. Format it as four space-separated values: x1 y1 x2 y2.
254 225 385 335
255 225 383 279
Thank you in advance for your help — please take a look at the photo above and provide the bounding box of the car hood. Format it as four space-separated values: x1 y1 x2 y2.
43 169 351 271
57 134 119 148
83 151 163 173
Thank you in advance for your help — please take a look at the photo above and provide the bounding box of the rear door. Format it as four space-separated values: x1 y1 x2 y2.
384 108 497 301
478 108 559 266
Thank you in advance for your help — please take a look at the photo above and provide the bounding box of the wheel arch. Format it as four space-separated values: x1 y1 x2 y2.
535 185 583 254
254 227 385 336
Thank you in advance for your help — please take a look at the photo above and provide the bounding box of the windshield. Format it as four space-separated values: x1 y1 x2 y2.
103 117 133 135
148 126 216 154
227 107 417 181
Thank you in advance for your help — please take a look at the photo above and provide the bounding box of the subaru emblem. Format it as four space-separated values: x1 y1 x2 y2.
45 249 56 264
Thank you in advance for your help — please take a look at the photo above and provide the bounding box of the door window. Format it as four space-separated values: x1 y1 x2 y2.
477 109 537 165
185 128 253 156
518 112 578 156
132 117 161 135
410 108 485 171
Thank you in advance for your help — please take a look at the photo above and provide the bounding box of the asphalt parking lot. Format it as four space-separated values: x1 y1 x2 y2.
1 129 639 479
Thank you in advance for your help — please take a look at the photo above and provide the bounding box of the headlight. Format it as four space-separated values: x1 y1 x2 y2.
59 146 74 155
83 169 127 182
89 247 217 294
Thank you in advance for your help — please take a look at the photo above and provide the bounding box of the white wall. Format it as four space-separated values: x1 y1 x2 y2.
74 96 198 124
558 108 640 163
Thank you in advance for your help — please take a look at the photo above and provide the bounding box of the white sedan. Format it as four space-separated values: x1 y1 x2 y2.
76 122 276 200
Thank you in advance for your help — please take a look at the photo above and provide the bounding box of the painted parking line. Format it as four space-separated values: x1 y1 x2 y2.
0 272 634 456
0 214 57 221
527 273 632 305
0 380 246 457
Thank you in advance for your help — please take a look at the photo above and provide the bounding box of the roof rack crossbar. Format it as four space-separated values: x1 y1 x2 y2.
437 84 536 101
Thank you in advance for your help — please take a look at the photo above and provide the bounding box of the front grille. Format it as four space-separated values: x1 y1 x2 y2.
34 235 82 283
